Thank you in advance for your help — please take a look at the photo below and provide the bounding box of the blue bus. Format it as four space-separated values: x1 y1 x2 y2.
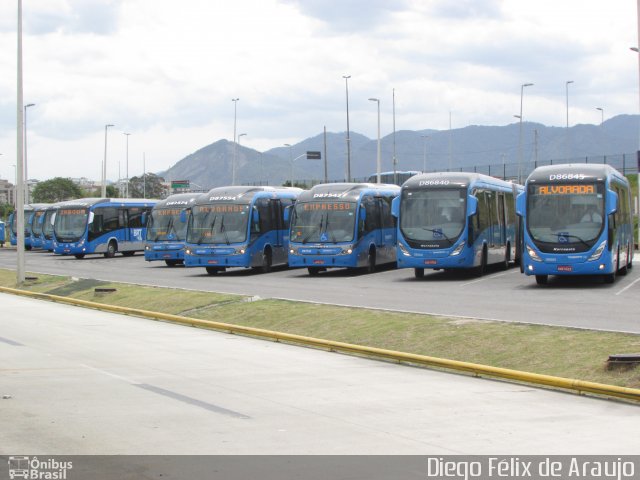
516 164 634 285
9 204 42 250
53 198 156 259
392 172 523 278
41 203 62 252
145 192 202 267
288 183 400 275
184 186 302 274
367 170 420 186
29 203 52 250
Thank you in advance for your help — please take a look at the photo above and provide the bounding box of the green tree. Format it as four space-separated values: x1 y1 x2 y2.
128 173 166 199
0 203 14 222
31 177 84 203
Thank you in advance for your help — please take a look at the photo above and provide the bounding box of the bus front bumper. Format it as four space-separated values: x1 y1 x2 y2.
183 246 252 268
396 247 474 270
144 243 185 262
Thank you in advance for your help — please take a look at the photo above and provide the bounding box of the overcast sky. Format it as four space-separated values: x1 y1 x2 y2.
0 0 638 183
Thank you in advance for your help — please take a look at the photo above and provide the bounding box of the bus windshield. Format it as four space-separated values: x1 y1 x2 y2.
148 208 188 242
400 188 466 245
187 204 250 245
31 211 46 236
43 211 56 239
54 208 90 241
527 183 604 248
290 201 357 243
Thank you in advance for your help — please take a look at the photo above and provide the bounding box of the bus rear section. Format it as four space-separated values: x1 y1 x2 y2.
144 193 202 266
28 204 51 250
53 198 156 258
183 186 302 274
393 172 522 278
9 205 36 249
288 183 400 275
517 164 633 285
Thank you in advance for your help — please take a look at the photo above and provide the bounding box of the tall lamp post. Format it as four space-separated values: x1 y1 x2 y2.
518 83 533 184
565 80 574 159
102 124 114 197
596 107 604 125
343 75 351 182
23 102 34 203
237 133 247 185
232 98 239 185
284 143 293 186
368 98 381 183
123 133 131 197
17 0 26 284
421 135 429 172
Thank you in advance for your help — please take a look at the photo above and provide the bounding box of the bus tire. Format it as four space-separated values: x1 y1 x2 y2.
206 266 222 275
501 243 510 270
414 268 424 279
104 241 117 258
603 273 615 284
261 249 272 274
366 248 376 274
165 259 180 267
122 251 135 257
535 274 548 285
475 247 487 277
74 254 85 259
307 267 321 276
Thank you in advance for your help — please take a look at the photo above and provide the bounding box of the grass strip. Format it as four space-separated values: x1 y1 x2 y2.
1 268 639 389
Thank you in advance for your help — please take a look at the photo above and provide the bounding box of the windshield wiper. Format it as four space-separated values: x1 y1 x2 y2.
421 227 454 245
220 215 230 245
554 232 591 248
323 214 336 243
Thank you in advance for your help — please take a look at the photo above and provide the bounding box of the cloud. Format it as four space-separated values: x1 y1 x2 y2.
24 0 122 35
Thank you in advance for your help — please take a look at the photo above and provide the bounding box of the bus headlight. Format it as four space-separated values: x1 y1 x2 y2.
235 248 246 255
340 247 353 255
450 241 465 256
588 241 607 261
185 248 192 255
526 244 542 262
289 248 297 255
398 242 410 256
145 245 150 251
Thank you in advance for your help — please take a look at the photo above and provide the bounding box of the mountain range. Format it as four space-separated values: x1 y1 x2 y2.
159 114 640 188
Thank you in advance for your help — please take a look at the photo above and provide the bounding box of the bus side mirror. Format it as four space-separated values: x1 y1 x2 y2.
283 205 291 223
359 208 367 222
467 196 478 216
515 192 526 217
88 211 95 224
50 213 56 225
253 207 260 225
179 209 188 223
141 212 147 225
391 196 400 218
38 215 45 225
606 190 618 215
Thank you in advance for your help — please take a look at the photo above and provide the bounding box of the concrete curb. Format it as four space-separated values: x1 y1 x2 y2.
2 284 639 404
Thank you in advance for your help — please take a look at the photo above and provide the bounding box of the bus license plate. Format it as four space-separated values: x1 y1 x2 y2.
313 260 325 265
557 265 573 272
207 260 218 265
424 260 437 265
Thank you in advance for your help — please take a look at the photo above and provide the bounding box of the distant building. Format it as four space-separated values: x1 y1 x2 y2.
0 179 15 205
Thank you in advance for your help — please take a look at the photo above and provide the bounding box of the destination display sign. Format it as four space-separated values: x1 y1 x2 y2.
303 202 355 211
533 184 596 195
198 205 246 213
59 209 86 215
157 209 182 216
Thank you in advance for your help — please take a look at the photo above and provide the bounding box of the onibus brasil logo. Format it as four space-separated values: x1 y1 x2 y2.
7 456 73 479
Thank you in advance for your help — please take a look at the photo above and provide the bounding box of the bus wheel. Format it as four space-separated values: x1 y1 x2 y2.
501 244 510 270
474 247 487 277
366 249 376 273
307 267 321 276
122 251 135 257
104 241 117 258
414 268 424 279
535 275 548 285
74 254 85 259
603 273 615 284
261 249 272 273
206 266 222 275
165 259 180 267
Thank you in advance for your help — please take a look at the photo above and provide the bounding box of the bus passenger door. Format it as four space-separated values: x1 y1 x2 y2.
270 199 283 247
120 209 129 243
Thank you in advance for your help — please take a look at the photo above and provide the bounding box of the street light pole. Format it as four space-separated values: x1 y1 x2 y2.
596 107 604 125
518 83 533 184
124 132 130 197
284 143 293 187
232 98 239 186
237 133 247 185
421 135 428 172
368 98 381 184
392 88 397 184
16 0 26 284
566 80 574 159
343 75 351 182
102 124 114 197
23 103 34 204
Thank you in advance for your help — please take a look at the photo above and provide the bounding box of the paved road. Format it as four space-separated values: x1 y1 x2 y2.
1 248 639 332
2 293 639 455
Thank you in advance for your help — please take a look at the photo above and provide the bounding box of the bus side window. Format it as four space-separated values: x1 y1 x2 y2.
256 198 272 233
363 196 380 233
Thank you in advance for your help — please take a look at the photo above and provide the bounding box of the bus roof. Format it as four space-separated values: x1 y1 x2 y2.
152 192 203 209
402 172 521 191
196 185 303 205
297 183 400 203
526 164 628 185
55 198 157 209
